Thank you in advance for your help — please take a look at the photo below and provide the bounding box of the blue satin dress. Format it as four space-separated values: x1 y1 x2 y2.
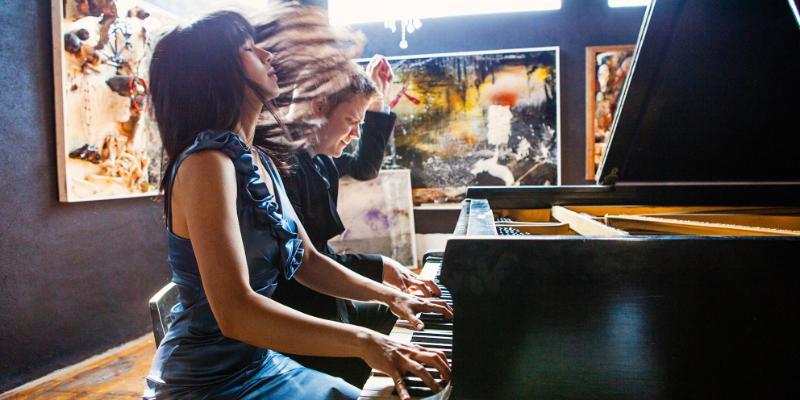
143 131 359 399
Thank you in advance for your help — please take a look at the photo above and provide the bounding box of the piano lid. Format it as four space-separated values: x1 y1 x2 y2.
597 0 800 185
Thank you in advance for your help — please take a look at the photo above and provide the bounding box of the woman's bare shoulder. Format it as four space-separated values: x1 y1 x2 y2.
179 150 235 177
174 150 238 194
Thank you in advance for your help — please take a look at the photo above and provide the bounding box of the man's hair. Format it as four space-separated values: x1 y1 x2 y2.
252 5 366 109
254 64 377 152
319 65 378 115
251 4 369 157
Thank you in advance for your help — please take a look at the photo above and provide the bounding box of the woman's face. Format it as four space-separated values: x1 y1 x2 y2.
240 38 279 100
314 95 372 157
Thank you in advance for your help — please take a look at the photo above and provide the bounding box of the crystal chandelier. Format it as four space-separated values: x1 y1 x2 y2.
383 17 422 49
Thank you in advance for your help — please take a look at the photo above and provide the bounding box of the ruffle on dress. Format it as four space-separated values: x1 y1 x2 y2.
186 130 304 280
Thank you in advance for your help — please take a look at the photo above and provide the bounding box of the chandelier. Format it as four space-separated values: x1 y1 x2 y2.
383 17 422 49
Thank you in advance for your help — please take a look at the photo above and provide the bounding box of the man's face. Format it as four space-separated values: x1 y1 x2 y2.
314 95 371 157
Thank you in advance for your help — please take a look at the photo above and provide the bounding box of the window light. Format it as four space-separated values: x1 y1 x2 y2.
329 0 561 26
608 0 650 8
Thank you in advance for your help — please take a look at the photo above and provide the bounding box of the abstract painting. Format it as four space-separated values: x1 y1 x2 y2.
362 47 560 204
328 170 417 267
52 0 267 202
585 45 635 180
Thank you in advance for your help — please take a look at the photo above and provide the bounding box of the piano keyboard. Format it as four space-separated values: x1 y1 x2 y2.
358 254 454 400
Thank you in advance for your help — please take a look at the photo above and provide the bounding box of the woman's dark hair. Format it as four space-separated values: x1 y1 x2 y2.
149 11 273 195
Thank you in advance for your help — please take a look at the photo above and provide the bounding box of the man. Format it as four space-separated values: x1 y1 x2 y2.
274 55 440 387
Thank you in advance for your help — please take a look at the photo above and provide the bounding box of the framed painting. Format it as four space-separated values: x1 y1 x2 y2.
51 0 266 202
328 169 418 267
359 47 560 204
585 44 635 181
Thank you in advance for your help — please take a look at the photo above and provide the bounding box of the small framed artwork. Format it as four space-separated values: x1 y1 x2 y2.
585 44 635 181
329 169 418 267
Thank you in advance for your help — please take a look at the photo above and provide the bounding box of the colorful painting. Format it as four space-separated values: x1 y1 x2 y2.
52 0 267 202
328 170 417 267
361 48 560 204
585 45 635 180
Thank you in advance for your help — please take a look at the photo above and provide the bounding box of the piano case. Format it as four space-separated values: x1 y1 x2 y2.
444 0 800 398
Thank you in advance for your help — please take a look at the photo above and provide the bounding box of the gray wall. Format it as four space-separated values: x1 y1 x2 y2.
354 0 645 184
0 0 643 392
0 1 169 391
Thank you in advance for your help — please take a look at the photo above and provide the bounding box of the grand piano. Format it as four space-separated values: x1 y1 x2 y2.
360 0 800 398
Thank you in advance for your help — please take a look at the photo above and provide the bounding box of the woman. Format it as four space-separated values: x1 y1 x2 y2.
144 9 451 400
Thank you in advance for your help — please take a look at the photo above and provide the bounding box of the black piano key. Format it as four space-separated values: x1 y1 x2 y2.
373 367 443 379
411 335 452 344
408 346 452 357
411 344 452 354
420 315 449 323
411 336 453 346
413 335 452 342
403 376 449 389
415 327 452 334
410 338 451 346
420 312 447 318
412 331 453 338
426 368 443 379
393 385 435 398
419 321 451 327
392 378 450 398
420 322 454 330
419 314 452 322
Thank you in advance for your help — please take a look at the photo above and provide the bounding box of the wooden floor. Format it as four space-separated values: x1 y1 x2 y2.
1 336 155 400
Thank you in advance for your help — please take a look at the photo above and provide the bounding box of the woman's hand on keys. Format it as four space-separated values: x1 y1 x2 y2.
358 330 450 400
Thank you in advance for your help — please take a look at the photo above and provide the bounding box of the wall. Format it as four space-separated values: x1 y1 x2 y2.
0 2 169 391
354 0 645 184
